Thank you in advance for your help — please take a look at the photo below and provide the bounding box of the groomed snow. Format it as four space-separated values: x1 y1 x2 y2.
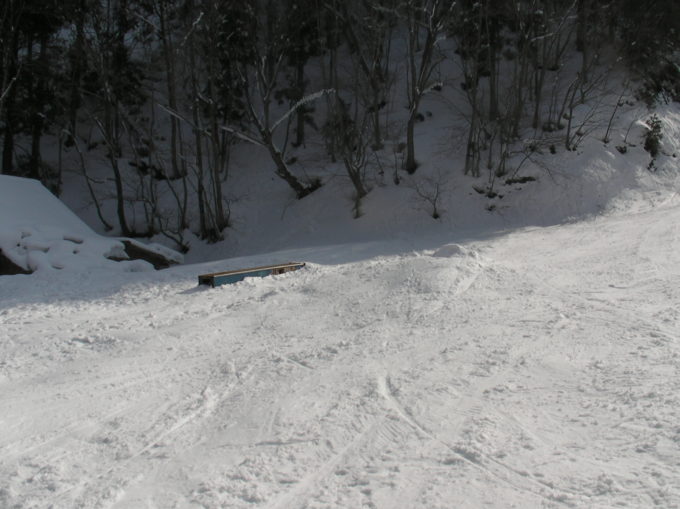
2 181 680 507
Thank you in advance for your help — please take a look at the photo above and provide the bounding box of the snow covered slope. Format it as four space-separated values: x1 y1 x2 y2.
1 186 679 507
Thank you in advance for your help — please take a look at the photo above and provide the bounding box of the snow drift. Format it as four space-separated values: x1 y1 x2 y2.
0 175 182 274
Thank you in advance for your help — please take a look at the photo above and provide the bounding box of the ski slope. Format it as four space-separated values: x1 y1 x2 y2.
2 189 680 508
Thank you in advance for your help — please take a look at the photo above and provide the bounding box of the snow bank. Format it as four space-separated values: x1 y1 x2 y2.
431 243 479 259
0 175 181 273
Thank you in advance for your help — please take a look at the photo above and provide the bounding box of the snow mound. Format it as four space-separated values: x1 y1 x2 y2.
0 226 133 273
432 243 478 259
0 175 181 273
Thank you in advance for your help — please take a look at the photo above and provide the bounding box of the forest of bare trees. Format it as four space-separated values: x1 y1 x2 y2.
1 0 679 250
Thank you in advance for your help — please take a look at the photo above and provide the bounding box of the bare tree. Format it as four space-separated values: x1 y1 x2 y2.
87 0 136 235
178 0 232 241
411 169 448 218
0 0 21 174
66 0 87 147
338 0 396 151
226 0 327 199
401 0 452 174
330 94 371 217
144 0 187 180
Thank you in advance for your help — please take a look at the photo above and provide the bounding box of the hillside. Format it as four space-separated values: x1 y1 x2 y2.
3 52 680 509
6 1 670 263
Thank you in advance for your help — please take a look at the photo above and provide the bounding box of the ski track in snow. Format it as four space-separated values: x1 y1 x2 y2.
2 202 680 508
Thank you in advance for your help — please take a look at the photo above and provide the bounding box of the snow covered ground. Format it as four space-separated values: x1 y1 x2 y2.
2 169 680 507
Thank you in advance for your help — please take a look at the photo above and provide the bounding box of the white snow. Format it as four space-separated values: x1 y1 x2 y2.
2 163 680 507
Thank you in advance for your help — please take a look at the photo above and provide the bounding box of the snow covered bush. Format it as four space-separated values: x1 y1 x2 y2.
643 114 663 168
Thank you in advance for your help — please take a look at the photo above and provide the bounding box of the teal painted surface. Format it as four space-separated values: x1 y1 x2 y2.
212 268 275 287
198 262 305 288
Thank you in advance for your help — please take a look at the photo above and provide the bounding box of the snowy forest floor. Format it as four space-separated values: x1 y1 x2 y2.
2 173 680 508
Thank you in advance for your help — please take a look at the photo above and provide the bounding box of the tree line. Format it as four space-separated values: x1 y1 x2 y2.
1 0 678 250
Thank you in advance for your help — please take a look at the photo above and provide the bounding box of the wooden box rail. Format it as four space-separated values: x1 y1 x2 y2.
198 262 306 288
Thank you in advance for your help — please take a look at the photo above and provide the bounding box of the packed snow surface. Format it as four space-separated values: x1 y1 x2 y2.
2 187 680 508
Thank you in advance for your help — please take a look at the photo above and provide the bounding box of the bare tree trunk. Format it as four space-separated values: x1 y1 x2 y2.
158 0 185 179
488 52 498 120
67 0 86 145
98 108 131 235
262 127 308 197
486 8 499 120
29 33 49 184
404 15 421 174
404 103 419 173
464 108 480 177
240 56 314 198
191 90 208 237
2 23 19 175
320 37 339 162
577 0 589 83
339 2 392 151
565 81 579 150
531 10 548 131
532 69 545 130
576 0 586 52
294 59 306 147
206 59 228 234
403 1 449 174
371 88 382 150
73 135 113 231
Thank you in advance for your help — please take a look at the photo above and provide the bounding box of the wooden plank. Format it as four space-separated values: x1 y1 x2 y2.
198 262 305 288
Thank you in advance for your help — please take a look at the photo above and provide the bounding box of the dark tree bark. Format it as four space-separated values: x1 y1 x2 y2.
1 24 19 175
402 0 451 174
28 32 49 183
67 0 86 145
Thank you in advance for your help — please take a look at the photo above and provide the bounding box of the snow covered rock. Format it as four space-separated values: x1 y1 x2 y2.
0 175 182 274
432 243 478 259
